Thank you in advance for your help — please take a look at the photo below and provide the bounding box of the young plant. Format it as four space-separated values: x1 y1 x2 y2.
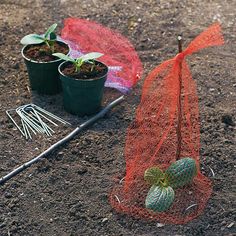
21 23 58 53
53 52 104 73
144 157 197 212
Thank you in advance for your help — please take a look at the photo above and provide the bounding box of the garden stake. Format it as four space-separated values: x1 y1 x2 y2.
176 35 183 160
0 95 125 185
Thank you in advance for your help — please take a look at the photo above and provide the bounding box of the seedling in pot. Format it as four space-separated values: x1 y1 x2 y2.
21 23 57 53
20 23 69 94
55 51 108 116
53 52 104 73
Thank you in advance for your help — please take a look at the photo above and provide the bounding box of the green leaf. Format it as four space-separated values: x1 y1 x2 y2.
20 34 44 45
79 52 104 62
49 32 57 41
52 53 74 62
44 23 57 38
165 157 197 189
145 185 175 212
144 167 164 185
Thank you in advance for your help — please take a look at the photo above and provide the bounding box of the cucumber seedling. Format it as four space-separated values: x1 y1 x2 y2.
21 23 58 53
53 52 104 73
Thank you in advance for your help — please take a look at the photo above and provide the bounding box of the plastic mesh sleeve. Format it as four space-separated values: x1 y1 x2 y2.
110 23 224 224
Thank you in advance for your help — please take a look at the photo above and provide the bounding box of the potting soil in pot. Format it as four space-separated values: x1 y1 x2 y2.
24 41 69 62
61 61 107 80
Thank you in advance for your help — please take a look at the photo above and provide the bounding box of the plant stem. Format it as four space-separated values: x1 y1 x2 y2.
176 35 183 161
51 41 55 53
45 40 50 50
46 40 55 53
90 60 95 71
75 65 80 73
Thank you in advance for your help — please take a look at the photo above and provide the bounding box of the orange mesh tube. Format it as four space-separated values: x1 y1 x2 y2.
110 23 224 224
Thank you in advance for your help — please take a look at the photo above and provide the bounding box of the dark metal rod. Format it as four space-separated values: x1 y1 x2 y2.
176 36 183 160
0 96 125 185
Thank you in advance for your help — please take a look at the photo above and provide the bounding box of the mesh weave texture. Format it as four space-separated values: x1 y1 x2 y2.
61 18 143 93
110 23 224 224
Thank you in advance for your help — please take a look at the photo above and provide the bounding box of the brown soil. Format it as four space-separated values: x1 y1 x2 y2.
62 61 107 80
0 1 235 236
24 41 69 62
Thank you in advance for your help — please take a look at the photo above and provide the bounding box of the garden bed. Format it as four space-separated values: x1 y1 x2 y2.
0 0 235 235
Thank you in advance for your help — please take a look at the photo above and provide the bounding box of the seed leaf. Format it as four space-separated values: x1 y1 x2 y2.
144 167 164 185
20 34 44 45
44 23 57 38
79 52 104 62
52 53 74 62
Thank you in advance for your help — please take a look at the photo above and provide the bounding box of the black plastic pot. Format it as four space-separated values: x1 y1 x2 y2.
21 41 69 95
58 61 108 116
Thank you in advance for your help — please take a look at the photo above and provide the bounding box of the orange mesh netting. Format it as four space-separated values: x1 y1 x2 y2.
110 23 224 224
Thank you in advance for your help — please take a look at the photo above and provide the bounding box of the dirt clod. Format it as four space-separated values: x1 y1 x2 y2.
222 114 235 126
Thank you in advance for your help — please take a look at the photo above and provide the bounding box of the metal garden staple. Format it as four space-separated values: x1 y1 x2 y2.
6 104 71 139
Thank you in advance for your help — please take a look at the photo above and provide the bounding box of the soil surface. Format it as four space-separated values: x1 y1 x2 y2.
0 0 235 236
24 41 69 62
62 61 107 80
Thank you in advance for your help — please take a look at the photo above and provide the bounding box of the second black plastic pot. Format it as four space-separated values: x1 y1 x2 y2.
21 41 70 95
58 61 108 116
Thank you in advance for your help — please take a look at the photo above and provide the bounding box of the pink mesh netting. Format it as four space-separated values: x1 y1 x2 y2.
109 23 224 224
60 18 143 93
